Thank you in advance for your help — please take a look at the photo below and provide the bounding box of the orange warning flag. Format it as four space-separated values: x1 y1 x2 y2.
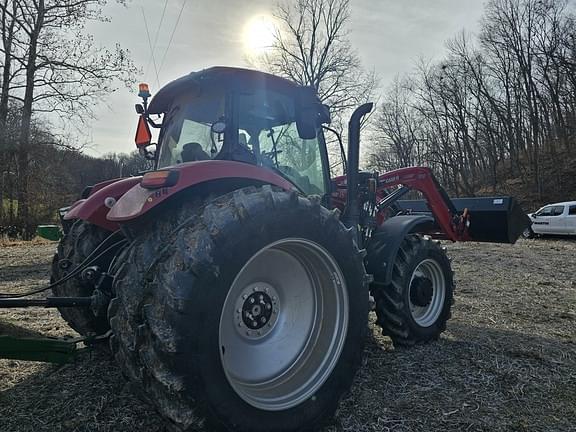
135 115 152 147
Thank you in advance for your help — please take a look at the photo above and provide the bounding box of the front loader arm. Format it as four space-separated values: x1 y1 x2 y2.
376 167 470 242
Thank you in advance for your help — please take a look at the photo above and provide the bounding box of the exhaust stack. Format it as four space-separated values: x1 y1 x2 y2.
343 103 373 229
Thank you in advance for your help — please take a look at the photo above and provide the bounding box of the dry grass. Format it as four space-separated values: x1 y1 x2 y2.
0 236 54 247
0 238 575 431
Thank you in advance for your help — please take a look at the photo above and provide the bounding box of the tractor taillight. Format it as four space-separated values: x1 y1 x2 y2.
141 170 179 189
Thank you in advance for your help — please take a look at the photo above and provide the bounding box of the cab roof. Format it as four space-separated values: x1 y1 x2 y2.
147 66 302 115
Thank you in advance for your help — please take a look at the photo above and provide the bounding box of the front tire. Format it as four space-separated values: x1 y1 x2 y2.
370 234 454 347
522 226 535 239
109 186 368 432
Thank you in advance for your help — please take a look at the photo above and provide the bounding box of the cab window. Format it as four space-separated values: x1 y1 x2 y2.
536 207 553 216
236 90 326 195
569 205 576 216
158 90 226 167
257 123 325 194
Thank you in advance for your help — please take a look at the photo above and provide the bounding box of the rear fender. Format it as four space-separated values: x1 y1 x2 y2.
107 160 296 222
64 177 143 231
365 215 435 285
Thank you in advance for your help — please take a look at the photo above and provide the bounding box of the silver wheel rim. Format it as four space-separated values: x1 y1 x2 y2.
522 228 531 238
219 238 349 411
408 258 446 327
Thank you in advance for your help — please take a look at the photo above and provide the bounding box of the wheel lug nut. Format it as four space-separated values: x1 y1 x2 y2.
265 304 271 310
252 321 257 327
242 294 247 300
261 317 267 323
250 298 255 304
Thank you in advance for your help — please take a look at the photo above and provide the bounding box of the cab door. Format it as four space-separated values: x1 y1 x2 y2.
531 206 553 233
566 205 576 234
547 205 566 234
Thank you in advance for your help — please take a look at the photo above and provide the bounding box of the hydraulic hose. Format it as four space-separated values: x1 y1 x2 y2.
0 232 126 298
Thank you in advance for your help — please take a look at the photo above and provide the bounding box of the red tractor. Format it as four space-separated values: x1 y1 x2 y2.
49 67 527 432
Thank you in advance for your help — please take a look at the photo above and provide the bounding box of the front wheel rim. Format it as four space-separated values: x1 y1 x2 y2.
219 238 349 411
408 258 446 327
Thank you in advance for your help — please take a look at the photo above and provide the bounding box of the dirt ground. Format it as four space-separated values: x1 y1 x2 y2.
0 237 574 432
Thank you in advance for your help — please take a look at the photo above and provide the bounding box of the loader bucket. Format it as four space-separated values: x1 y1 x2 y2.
398 197 531 244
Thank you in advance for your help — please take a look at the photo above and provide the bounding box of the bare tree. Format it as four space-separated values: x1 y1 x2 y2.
370 76 425 171
253 0 376 123
0 0 19 218
0 0 137 233
0 0 18 129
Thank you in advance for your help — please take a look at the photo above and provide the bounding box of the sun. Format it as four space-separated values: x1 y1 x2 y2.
243 15 277 54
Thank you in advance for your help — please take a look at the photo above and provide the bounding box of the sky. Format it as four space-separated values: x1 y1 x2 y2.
83 0 487 157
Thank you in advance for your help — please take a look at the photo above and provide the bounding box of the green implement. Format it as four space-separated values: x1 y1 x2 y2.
36 224 62 241
0 331 112 364
0 335 79 364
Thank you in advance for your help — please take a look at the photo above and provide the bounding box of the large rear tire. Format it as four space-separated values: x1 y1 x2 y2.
109 186 368 432
51 220 112 335
370 234 454 347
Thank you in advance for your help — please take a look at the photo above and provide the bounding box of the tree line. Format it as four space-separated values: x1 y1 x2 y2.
0 135 149 237
368 0 576 202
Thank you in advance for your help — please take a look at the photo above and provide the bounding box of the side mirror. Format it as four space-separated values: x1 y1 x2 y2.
295 86 326 140
139 144 157 160
318 104 331 124
295 107 318 140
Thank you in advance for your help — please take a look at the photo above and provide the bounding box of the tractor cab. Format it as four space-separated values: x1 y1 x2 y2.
135 67 332 195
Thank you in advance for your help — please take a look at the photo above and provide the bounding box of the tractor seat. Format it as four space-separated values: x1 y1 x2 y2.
181 142 210 162
232 132 257 164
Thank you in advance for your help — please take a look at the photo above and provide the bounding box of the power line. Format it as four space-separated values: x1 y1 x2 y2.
141 6 161 88
143 0 169 80
152 0 169 59
158 0 187 76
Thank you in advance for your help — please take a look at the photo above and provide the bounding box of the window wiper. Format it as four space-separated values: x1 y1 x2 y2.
266 128 280 166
